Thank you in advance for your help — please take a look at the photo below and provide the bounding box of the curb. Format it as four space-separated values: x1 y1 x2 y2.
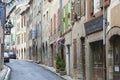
4 66 11 80
0 65 11 80
26 60 66 80
38 64 66 80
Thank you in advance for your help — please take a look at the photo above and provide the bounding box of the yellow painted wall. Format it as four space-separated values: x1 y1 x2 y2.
111 4 120 27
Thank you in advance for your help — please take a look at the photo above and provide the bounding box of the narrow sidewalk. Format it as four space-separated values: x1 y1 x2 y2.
37 64 74 80
0 65 11 80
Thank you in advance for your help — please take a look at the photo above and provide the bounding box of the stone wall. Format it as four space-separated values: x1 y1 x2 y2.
0 21 4 71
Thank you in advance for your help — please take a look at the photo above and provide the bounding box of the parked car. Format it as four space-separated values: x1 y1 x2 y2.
9 51 16 59
4 52 9 62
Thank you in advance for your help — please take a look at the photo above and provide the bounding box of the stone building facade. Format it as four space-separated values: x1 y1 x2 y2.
13 3 29 59
7 0 120 80
0 21 4 71
41 0 50 65
69 0 86 79
48 0 61 67
84 0 110 80
106 0 120 80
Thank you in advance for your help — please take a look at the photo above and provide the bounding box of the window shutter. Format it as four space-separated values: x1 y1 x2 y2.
73 39 77 68
90 0 94 15
74 0 78 21
71 2 75 24
24 16 26 26
100 0 103 9
65 4 69 31
57 9 60 31
62 8 64 33
77 0 81 19
54 14 56 34
50 19 52 36
48 0 51 2
81 0 85 16
75 0 77 14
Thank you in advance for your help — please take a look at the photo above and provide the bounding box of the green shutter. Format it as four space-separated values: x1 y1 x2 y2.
81 0 85 16
62 8 64 33
65 4 68 31
11 33 13 41
78 0 81 19
71 2 75 24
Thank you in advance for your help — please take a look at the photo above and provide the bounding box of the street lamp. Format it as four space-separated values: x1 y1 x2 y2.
4 20 13 35
8 20 13 28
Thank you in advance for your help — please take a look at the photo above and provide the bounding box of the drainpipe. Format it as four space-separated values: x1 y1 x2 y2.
60 0 62 35
103 1 107 80
103 2 106 46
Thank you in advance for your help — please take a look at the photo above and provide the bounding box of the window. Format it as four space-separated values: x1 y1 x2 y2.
57 8 60 31
21 34 23 44
43 15 45 24
71 2 75 23
77 0 81 18
81 0 86 16
48 0 52 2
47 11 48 22
17 23 20 31
24 33 26 42
71 0 83 22
21 16 23 28
44 0 47 4
17 35 20 45
54 14 56 34
90 0 94 15
50 19 52 36
24 16 26 26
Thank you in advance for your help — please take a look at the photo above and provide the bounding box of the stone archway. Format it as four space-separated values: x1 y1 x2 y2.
106 26 120 80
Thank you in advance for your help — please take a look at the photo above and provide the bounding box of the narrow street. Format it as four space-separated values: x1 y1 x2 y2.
5 59 64 80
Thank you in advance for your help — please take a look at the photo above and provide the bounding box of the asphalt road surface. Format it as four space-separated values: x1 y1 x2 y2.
6 59 64 80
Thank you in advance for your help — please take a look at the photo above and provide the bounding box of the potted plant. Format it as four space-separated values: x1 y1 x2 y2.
56 53 61 73
56 53 66 75
59 59 66 75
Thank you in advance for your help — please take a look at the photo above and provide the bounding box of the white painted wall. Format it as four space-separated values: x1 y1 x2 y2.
107 0 120 32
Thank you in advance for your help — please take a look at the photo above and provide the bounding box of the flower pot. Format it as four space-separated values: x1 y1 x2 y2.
60 71 66 75
56 69 60 73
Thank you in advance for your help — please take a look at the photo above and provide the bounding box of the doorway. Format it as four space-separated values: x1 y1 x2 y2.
90 40 106 80
50 44 54 67
110 35 120 80
66 45 70 75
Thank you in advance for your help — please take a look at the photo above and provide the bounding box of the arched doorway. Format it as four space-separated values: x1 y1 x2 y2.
24 48 26 59
46 42 48 65
29 47 32 60
110 35 120 80
36 46 38 61
42 43 45 64
21 48 23 59
106 26 120 80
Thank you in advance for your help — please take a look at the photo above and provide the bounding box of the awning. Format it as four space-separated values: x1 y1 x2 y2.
54 37 64 46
